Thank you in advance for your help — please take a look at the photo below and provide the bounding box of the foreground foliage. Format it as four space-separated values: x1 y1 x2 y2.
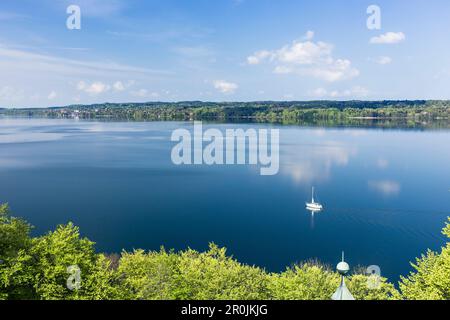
398 218 450 300
0 204 448 300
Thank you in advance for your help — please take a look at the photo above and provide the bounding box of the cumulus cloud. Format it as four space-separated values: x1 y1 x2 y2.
113 81 125 91
276 41 333 65
131 89 160 99
77 81 110 95
311 86 369 98
303 30 315 41
247 50 272 65
213 80 238 94
47 91 57 100
0 42 172 107
247 32 359 82
370 32 405 44
76 80 136 96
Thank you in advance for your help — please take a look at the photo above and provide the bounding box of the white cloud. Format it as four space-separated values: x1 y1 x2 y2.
77 81 110 95
276 41 333 65
131 89 160 99
311 86 369 98
306 59 360 82
0 42 173 107
213 80 238 94
76 80 135 95
247 32 359 82
47 91 57 100
76 81 86 91
131 89 148 97
247 50 272 65
86 82 110 95
113 81 125 91
370 32 405 44
376 56 392 65
303 30 315 41
273 65 292 74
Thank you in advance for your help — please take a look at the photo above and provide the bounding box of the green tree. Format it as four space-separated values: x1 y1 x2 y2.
27 223 119 300
174 244 270 300
117 244 270 300
0 204 34 299
398 218 450 300
267 263 339 300
347 273 398 300
118 248 179 300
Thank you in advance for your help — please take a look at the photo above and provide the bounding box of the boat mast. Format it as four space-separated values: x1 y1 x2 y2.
312 187 315 203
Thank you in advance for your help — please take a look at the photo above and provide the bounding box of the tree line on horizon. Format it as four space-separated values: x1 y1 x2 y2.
1 100 449 127
1 203 449 300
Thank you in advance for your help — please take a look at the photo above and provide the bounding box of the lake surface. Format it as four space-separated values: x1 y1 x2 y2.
1 118 449 282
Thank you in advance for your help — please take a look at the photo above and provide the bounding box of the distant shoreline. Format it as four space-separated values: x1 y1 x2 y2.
0 99 447 110
1 100 448 130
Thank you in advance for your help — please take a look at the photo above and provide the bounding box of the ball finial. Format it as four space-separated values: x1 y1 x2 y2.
336 261 350 275
336 251 350 275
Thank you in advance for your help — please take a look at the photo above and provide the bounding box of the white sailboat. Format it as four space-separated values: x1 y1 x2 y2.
306 187 323 211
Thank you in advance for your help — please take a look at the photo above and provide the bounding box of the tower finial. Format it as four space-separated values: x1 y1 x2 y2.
332 251 355 300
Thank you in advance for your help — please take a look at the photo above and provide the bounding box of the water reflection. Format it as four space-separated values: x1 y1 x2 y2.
376 158 389 170
282 139 356 184
369 180 401 197
0 132 66 144
307 208 322 229
0 118 170 146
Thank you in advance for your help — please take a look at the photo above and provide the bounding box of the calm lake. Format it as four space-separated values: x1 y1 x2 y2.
0 118 449 282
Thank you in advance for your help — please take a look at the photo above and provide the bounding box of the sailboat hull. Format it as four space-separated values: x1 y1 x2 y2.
306 203 323 210
306 187 323 211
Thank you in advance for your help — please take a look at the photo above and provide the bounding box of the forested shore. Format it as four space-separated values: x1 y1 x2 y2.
1 204 449 300
1 101 449 128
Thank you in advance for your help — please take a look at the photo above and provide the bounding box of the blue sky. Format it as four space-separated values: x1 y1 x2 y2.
1 0 450 107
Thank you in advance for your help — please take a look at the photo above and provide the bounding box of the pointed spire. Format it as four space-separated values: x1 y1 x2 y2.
332 251 355 300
